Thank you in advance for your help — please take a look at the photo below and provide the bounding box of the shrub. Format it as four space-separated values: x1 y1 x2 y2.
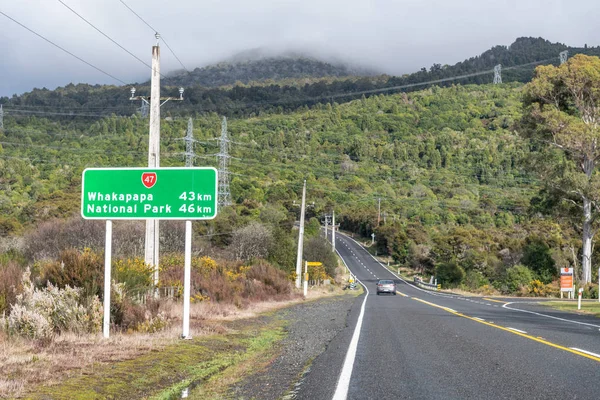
39 248 104 299
113 257 153 294
228 222 273 262
2 269 102 340
504 264 534 294
246 262 292 299
436 260 465 286
0 260 23 315
109 282 168 333
463 270 490 290
528 279 559 297
582 283 599 300
303 237 338 278
521 239 556 284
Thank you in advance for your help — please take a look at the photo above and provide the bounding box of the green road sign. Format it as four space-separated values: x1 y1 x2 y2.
81 167 218 220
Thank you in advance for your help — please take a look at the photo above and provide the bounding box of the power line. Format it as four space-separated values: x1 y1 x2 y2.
118 0 191 75
119 0 159 32
0 10 128 85
56 0 154 72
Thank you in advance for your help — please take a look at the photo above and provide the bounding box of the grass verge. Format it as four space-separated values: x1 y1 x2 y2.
541 301 600 318
27 319 286 400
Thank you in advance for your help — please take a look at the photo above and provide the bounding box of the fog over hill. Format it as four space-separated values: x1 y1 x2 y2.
161 47 381 88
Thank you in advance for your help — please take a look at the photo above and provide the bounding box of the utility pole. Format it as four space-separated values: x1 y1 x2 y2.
331 210 336 252
295 180 307 289
146 36 161 287
128 34 184 288
0 104 3 130
493 64 502 84
217 116 232 208
324 214 329 240
559 50 569 65
377 197 381 226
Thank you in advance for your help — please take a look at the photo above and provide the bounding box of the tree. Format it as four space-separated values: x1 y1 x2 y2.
229 222 273 262
522 55 600 283
521 238 556 284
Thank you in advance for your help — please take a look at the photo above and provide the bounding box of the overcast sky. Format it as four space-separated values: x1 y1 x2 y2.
0 0 598 97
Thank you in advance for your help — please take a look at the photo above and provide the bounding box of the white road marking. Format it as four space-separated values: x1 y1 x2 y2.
507 327 527 334
486 303 492 306
472 317 485 322
332 251 368 400
570 348 600 358
503 303 600 329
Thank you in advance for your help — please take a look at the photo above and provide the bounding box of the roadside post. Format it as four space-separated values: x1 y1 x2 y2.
182 220 192 339
103 220 112 339
82 167 217 339
304 261 308 297
578 287 583 310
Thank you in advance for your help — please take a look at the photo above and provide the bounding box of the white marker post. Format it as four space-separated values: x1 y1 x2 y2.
103 220 113 339
578 287 583 310
182 221 192 339
303 261 308 297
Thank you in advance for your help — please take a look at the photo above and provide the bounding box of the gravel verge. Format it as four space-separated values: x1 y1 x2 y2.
229 291 361 400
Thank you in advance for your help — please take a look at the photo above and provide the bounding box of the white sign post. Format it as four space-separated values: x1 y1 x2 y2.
103 220 112 338
182 221 192 339
578 287 583 310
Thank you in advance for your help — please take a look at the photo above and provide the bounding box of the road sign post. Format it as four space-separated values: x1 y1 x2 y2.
82 167 217 339
103 220 112 339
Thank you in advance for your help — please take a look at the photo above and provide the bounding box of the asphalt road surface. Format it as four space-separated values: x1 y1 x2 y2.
296 229 600 400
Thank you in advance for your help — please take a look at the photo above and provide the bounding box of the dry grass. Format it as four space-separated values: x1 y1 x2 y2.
0 285 342 399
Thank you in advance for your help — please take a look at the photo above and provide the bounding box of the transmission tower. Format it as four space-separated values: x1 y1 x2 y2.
559 50 569 65
140 100 149 118
184 117 194 167
217 116 232 207
493 64 502 84
0 104 4 130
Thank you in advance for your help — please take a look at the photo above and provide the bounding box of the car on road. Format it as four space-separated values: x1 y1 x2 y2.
376 279 396 295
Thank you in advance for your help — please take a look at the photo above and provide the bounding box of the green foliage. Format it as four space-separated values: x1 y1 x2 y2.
39 248 104 299
504 265 534 293
521 238 556 283
303 237 338 278
435 260 465 286
304 217 321 237
375 223 409 263
113 258 153 294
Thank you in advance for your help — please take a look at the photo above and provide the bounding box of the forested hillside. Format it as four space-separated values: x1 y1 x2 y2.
0 81 590 293
161 55 372 88
2 38 599 119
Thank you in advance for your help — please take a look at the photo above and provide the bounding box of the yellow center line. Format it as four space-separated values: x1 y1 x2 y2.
483 297 508 304
396 291 408 297
411 297 600 363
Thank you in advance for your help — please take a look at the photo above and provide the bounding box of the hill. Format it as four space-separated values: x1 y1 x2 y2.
162 50 377 88
2 37 599 119
1 80 584 293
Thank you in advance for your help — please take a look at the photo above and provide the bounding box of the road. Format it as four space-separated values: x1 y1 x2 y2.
297 230 600 400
